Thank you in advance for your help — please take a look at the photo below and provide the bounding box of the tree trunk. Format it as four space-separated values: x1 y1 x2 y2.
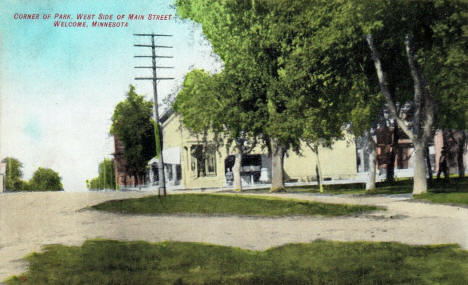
315 165 321 191
366 133 377 192
270 138 285 192
367 34 433 195
425 144 433 185
457 131 466 178
413 143 428 195
232 151 242 192
386 121 399 182
314 146 324 193
441 130 450 181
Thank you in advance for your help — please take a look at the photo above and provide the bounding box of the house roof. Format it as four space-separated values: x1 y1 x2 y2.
159 108 174 124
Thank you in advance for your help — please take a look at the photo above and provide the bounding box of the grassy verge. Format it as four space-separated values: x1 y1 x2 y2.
244 179 414 195
246 177 468 197
6 239 468 284
91 194 379 217
415 192 468 206
414 177 468 206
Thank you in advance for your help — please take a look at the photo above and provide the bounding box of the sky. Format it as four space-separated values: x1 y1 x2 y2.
0 0 221 191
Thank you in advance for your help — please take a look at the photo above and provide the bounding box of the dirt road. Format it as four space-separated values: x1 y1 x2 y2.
1 191 467 280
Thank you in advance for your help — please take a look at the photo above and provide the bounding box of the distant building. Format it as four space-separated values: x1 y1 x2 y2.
356 127 421 178
356 127 467 178
112 135 145 188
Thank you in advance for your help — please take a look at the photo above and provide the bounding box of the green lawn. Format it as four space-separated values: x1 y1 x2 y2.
91 194 379 217
414 177 468 206
244 179 415 195
6 239 468 285
248 177 468 203
415 192 468 206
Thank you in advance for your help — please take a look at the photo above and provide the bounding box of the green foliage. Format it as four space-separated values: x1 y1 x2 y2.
176 0 297 149
7 239 468 284
174 69 262 152
263 0 381 141
92 194 379 216
29 167 63 191
111 85 156 178
175 0 467 196
87 159 116 190
422 7 468 130
174 70 224 135
352 0 467 131
1 157 28 191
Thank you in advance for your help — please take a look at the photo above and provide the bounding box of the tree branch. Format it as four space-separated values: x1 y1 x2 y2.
405 35 423 141
366 34 415 141
404 34 434 143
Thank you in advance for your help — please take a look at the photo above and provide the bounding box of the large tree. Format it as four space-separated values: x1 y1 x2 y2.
425 4 468 178
176 0 355 192
263 0 384 191
176 0 298 191
174 69 262 191
29 167 63 191
360 0 467 194
1 157 28 191
177 0 466 195
111 86 156 185
269 0 466 194
281 0 466 194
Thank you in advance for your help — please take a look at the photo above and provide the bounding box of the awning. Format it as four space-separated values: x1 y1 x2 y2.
148 147 181 165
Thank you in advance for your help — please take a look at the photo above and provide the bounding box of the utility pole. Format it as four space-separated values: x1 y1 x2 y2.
134 33 174 196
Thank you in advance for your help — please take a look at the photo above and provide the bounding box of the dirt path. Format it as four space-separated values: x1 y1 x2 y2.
1 191 467 280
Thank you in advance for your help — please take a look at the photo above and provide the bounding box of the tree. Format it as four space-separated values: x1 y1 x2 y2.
87 158 116 190
177 0 466 195
111 85 156 186
289 0 467 194
176 0 354 192
426 5 468 178
361 0 467 194
177 0 298 191
279 0 466 194
174 69 262 192
1 157 28 191
29 167 63 191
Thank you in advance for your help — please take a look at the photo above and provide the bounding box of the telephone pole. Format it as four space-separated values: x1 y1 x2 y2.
134 33 174 196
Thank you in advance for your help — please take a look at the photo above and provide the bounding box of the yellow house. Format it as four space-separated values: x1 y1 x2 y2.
147 110 357 190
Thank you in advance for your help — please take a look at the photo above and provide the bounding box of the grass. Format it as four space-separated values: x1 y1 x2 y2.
414 177 468 205
367 177 468 202
91 193 379 217
6 239 468 284
248 177 468 197
241 179 415 195
415 192 468 206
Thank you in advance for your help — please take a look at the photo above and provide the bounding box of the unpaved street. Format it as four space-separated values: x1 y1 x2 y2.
1 191 467 280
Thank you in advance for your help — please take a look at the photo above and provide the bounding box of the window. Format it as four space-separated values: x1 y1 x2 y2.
190 145 216 177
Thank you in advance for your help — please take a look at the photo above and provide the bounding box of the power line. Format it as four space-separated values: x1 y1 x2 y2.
133 33 174 197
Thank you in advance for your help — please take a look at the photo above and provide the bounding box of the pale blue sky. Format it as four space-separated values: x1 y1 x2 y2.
0 0 221 191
